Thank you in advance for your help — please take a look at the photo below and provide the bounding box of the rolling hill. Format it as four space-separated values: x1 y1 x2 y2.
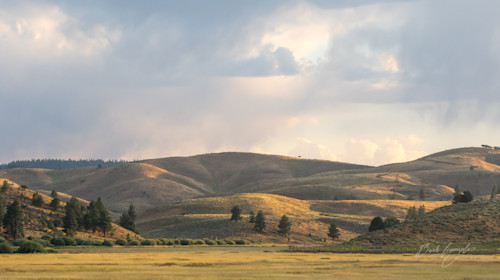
355 198 500 245
136 193 449 242
0 179 138 240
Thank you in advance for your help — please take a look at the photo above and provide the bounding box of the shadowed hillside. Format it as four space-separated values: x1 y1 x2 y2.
355 198 500 245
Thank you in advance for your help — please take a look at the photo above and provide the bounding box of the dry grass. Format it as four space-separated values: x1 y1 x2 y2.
0 246 498 279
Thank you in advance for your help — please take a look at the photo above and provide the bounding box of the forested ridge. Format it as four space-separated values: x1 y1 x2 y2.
0 159 127 170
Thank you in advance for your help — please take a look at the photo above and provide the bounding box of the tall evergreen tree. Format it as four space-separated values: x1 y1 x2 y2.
31 191 44 207
327 223 340 240
119 203 137 233
49 197 61 211
3 199 24 239
50 190 58 199
0 193 5 227
417 205 426 216
254 210 266 232
96 198 112 236
1 180 10 193
419 187 426 201
63 207 79 236
490 185 498 201
248 211 256 223
230 205 242 222
277 215 291 235
405 206 417 221
128 204 136 221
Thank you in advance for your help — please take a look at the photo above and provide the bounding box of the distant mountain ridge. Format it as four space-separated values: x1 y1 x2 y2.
0 159 127 170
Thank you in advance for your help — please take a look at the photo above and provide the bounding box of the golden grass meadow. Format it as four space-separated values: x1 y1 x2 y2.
1 246 499 279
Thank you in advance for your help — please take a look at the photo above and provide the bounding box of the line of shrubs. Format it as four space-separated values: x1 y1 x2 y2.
115 238 251 246
0 235 114 254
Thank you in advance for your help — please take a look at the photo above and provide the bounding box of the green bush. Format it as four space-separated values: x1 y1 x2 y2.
128 239 141 246
0 236 6 243
159 239 170 245
62 236 76 246
13 238 28 246
205 240 217 245
115 238 128 246
141 239 158 246
41 235 52 241
75 238 85 245
224 240 236 245
235 239 250 245
174 239 181 245
101 240 113 247
165 239 175 245
0 242 12 253
51 237 66 246
216 240 226 245
16 241 46 253
180 239 193 245
194 239 205 245
32 238 52 247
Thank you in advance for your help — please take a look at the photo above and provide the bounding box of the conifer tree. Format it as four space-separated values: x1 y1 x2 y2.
368 217 385 232
120 204 137 233
419 187 426 201
490 185 497 201
230 205 242 222
248 211 256 223
50 190 58 199
417 205 426 216
254 210 266 232
0 193 5 228
96 198 112 236
405 206 417 221
49 197 61 211
3 199 24 239
277 215 291 235
63 207 79 236
327 223 340 240
31 191 44 207
128 204 136 221
1 180 10 193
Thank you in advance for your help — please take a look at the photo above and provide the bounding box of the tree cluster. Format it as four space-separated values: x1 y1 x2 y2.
64 197 112 236
405 205 426 222
0 159 127 170
2 199 24 239
452 191 473 204
368 216 401 232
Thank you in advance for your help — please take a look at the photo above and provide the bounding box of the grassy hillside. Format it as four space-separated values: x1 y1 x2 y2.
355 198 500 245
0 179 138 240
136 193 449 242
0 152 368 213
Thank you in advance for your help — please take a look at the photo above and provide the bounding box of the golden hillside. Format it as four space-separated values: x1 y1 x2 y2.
136 193 449 243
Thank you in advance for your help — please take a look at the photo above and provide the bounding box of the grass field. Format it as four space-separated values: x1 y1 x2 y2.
0 246 499 279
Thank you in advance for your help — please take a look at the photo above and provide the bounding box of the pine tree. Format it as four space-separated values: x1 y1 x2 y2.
0 193 5 228
419 187 426 201
490 185 497 201
49 197 61 211
3 199 24 239
417 205 426 216
230 205 242 222
405 206 417 221
327 223 340 240
63 207 79 236
31 191 44 207
383 217 400 228
96 198 112 237
1 180 10 193
128 204 136 221
254 210 266 232
50 190 58 199
248 211 256 223
277 215 291 235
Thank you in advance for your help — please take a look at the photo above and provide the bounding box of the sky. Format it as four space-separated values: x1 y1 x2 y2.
1 0 499 166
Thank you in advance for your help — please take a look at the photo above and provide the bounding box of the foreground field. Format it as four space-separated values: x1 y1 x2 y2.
0 247 499 279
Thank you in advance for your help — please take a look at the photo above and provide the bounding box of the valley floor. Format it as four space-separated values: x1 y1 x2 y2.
0 246 499 279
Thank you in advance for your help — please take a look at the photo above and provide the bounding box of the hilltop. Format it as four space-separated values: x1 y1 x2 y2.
0 152 368 213
355 198 500 245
